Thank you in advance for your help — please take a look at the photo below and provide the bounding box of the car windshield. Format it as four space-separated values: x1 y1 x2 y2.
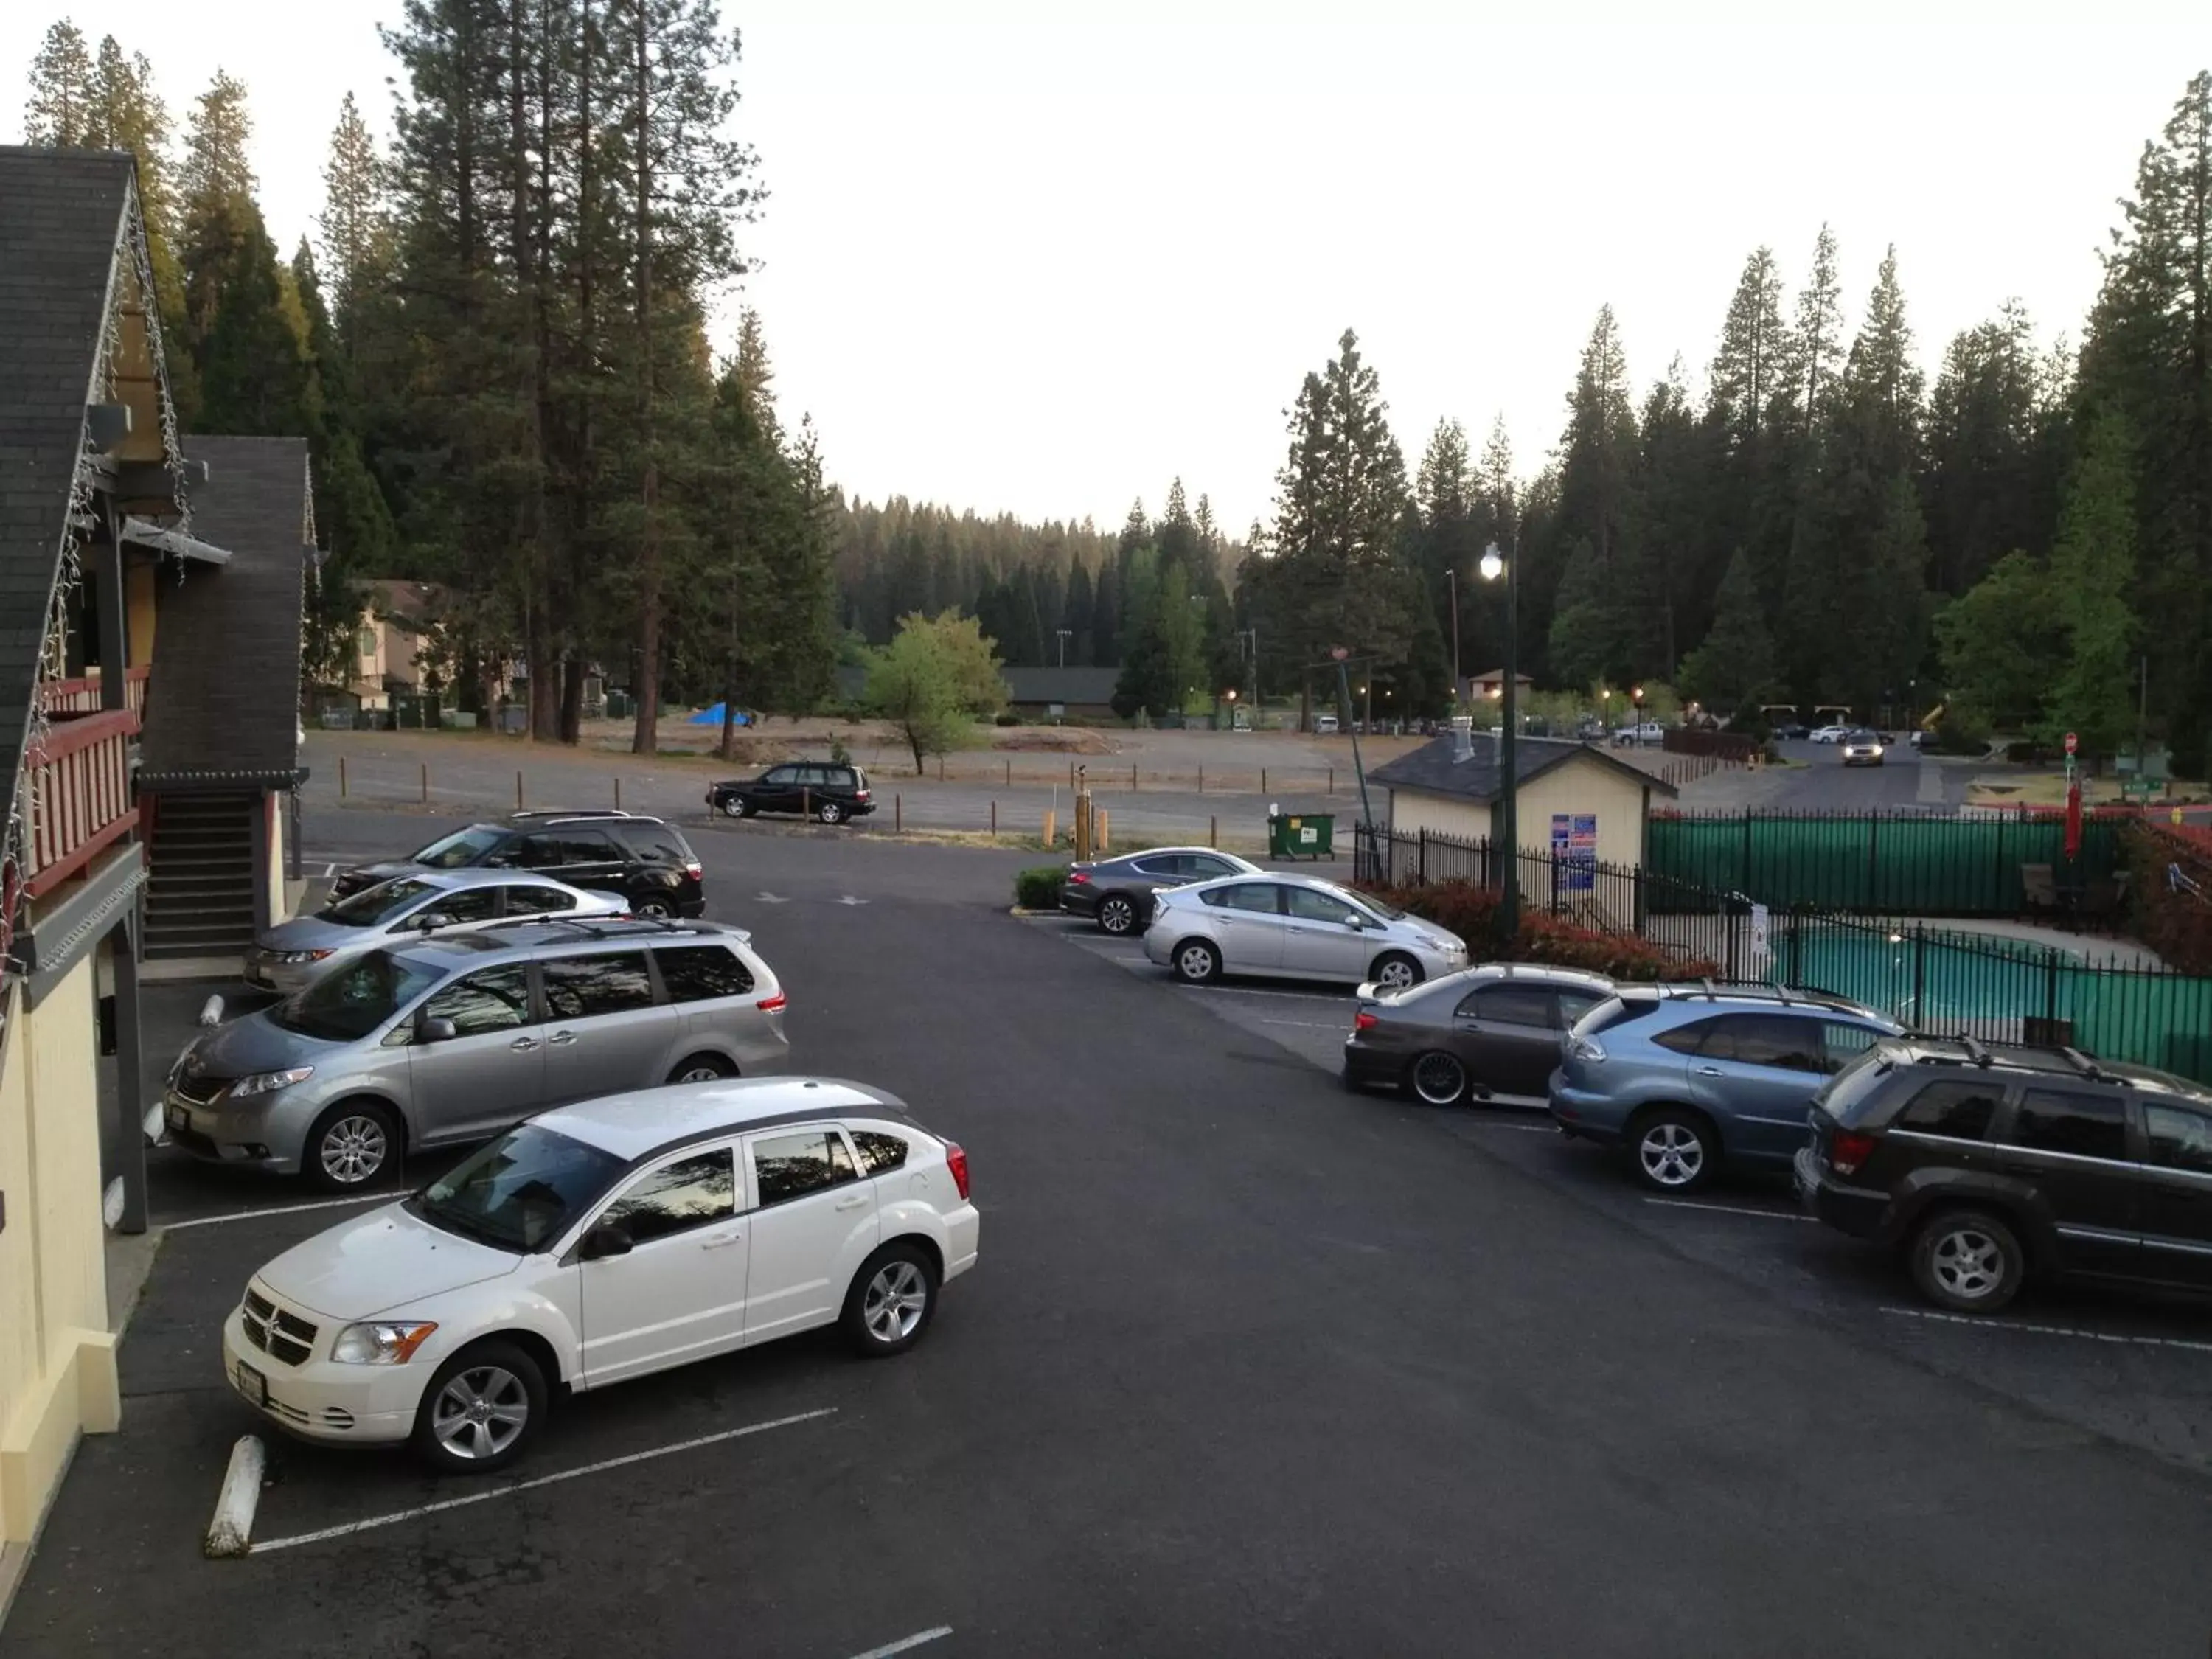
411 1124 627 1253
1327 884 1402 921
317 877 439 928
409 826 507 869
1847 730 1879 742
266 950 445 1042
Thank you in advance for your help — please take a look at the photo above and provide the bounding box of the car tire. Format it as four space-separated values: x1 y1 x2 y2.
720 796 747 818
841 1242 939 1357
1096 894 1138 936
1369 951 1424 994
412 1339 549 1475
1408 1050 1467 1106
1909 1208 2025 1314
667 1053 734 1085
305 1100 401 1192
1172 939 1222 984
816 800 846 825
1627 1107 1717 1194
633 895 674 918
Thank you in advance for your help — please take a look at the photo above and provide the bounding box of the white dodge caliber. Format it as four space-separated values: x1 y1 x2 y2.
221 1077 978 1472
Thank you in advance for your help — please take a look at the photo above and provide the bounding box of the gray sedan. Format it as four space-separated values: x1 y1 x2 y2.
1142 873 1469 991
246 869 624 995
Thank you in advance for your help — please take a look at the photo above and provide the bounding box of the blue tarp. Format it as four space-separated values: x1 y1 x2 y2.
686 703 751 726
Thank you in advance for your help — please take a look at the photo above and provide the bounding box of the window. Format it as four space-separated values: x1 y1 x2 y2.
420 964 533 1036
501 885 577 917
825 767 858 787
752 1130 858 1205
619 824 695 865
1653 1018 1722 1057
416 1124 624 1253
1897 1080 2001 1141
356 625 377 661
1555 990 1604 1029
1130 858 1181 879
2011 1088 2128 1161
1706 1014 1825 1073
2144 1102 2212 1175
1284 886 1359 925
270 951 444 1043
482 833 557 869
852 1130 909 1175
322 877 440 928
602 1150 737 1245
1206 883 1281 914
762 765 799 785
1821 1021 1882 1074
420 888 500 926
656 945 755 1002
551 829 618 865
1457 984 1554 1026
541 952 656 1019
1186 855 1237 880
411 826 508 869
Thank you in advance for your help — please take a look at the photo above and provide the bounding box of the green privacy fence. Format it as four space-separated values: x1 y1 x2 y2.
1767 914 2212 1085
1647 810 2127 916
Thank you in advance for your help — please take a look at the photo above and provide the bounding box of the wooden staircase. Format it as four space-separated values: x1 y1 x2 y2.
142 791 259 961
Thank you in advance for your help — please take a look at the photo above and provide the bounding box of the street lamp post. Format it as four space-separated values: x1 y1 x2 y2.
1479 541 1519 939
1446 568 1462 699
1055 628 1072 668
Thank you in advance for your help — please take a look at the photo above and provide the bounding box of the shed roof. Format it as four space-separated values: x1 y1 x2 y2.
1366 731 1677 803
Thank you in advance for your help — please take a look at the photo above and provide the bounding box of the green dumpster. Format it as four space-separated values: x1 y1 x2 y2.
1268 812 1335 860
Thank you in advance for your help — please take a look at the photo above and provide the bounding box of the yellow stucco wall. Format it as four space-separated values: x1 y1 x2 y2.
1386 788 1493 843
0 961 120 1546
1385 753 1654 867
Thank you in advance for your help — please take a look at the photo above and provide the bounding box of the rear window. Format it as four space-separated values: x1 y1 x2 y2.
1896 1079 2002 1140
852 1130 909 1174
619 823 697 864
1570 994 1647 1040
655 944 755 1001
1812 1050 1898 1125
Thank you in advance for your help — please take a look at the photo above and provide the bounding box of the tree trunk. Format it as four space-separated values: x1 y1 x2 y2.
627 4 660 756
719 658 737 761
560 653 585 743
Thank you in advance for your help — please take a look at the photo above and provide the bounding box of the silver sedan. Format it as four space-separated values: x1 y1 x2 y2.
1142 872 1469 991
246 869 625 995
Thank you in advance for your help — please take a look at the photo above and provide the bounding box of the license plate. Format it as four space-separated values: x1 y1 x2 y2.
234 1361 267 1408
166 1103 189 1133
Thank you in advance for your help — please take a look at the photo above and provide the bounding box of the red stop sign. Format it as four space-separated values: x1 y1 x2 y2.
2065 731 2078 754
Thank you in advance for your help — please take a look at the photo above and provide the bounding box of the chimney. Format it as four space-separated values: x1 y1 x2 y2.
1450 714 1473 761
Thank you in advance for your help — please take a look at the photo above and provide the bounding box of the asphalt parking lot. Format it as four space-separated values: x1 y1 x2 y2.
8 808 2212 1657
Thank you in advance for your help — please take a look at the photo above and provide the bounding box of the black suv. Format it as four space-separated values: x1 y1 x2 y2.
330 810 706 917
1797 1035 2212 1313
709 762 874 824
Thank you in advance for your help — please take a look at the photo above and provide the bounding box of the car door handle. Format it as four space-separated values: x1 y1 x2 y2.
1694 1065 1724 1077
510 1037 539 1051
700 1231 743 1248
549 1031 577 1046
835 1194 870 1211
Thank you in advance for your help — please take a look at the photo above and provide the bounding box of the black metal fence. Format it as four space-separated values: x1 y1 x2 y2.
1352 821 2212 1083
1646 809 2129 917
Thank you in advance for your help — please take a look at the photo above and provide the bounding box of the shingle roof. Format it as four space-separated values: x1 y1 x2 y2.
1001 665 1121 705
1366 731 1677 802
139 437 310 785
0 147 138 820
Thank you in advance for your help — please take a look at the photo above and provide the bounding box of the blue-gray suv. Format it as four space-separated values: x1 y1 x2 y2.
1548 983 1904 1193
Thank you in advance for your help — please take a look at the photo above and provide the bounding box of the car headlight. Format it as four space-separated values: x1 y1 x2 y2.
330 1321 439 1365
226 1067 315 1099
268 949 334 965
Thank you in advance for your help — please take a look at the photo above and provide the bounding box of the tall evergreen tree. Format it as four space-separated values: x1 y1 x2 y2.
1677 547 1776 714
2043 408 2142 757
1545 306 1649 684
21 21 94 144
1791 224 1847 425
1060 560 1095 664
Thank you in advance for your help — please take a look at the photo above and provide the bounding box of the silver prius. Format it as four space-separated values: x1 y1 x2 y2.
165 919 790 1190
246 870 626 995
1142 872 1469 992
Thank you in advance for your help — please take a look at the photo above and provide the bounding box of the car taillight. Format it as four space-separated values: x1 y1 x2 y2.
684 861 703 879
1829 1130 1878 1177
854 790 870 801
757 992 786 1012
1068 870 1091 884
945 1141 970 1200
1354 1010 1380 1032
1570 1037 1607 1064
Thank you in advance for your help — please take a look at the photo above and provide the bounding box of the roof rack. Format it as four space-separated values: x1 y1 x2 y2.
510 807 638 821
2058 1046 2112 1084
1958 1036 1993 1068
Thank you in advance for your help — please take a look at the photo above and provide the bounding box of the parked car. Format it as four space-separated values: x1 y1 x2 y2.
1060 846 1262 935
1797 1036 2212 1313
221 1077 977 1471
1840 728 1887 767
1315 714 1340 734
246 870 625 995
709 762 874 824
1548 983 1903 1192
164 919 787 1190
330 811 705 917
1610 721 1665 747
1143 874 1468 992
1343 964 1616 1106
1809 724 1848 743
1771 723 1809 741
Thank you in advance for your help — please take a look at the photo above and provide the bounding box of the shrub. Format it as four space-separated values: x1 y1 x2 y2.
994 711 1021 727
1015 866 1065 910
1357 878 1718 983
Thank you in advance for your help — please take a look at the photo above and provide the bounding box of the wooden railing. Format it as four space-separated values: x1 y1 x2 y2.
23 706 140 898
38 664 150 714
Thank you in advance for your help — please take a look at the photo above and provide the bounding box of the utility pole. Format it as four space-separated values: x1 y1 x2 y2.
1335 649 1377 835
1446 568 1461 700
1055 628 1071 668
1481 541 1520 939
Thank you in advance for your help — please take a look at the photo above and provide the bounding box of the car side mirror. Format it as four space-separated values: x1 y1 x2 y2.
414 912 455 931
419 1015 459 1043
579 1221 633 1262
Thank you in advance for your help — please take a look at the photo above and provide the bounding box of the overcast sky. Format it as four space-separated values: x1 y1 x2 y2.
6 1 2208 535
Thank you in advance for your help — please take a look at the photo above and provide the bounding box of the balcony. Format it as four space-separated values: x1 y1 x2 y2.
23 705 140 899
38 664 150 716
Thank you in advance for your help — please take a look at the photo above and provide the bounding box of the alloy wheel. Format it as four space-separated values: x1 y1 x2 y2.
1930 1226 2006 1301
863 1260 930 1344
1176 943 1217 982
430 1366 530 1461
1373 956 1419 993
1411 1051 1467 1105
1099 896 1135 935
1637 1121 1705 1188
319 1115 389 1185
634 898 672 918
676 1063 726 1083
818 801 844 824
720 797 746 818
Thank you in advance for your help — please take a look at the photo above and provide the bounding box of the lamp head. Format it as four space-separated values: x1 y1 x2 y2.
1478 544 1505 582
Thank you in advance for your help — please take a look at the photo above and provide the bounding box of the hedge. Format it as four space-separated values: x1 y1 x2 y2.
1015 866 1065 910
1357 878 1719 982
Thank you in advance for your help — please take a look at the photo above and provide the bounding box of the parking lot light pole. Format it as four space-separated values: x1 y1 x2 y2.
1480 542 1518 939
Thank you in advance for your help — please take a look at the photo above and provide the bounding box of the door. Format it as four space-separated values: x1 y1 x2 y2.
403 963 545 1144
395 884 501 939
2136 1100 2212 1287
1690 1013 1832 1161
1200 883 1287 973
1994 1087 2140 1276
1450 982 1561 1098
538 950 678 1102
742 1127 879 1341
1279 884 1374 980
547 827 629 900
577 1145 746 1385
754 765 802 814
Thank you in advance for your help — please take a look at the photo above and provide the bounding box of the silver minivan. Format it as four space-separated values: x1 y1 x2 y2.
163 919 788 1189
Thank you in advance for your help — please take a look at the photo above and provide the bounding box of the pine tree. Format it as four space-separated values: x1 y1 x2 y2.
1791 224 1847 425
2043 408 2142 757
1709 247 1794 445
1924 301 2056 593
22 21 95 145
1061 560 1095 664
316 91 387 319
1091 559 1121 665
177 68 260 369
1677 548 1776 714
1546 307 1651 683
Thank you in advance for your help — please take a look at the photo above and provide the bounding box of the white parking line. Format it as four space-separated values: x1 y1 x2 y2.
848 1629 953 1659
1641 1197 1815 1222
1257 1017 1351 1031
1880 1306 2212 1354
248 1408 838 1554
163 1194 392 1232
